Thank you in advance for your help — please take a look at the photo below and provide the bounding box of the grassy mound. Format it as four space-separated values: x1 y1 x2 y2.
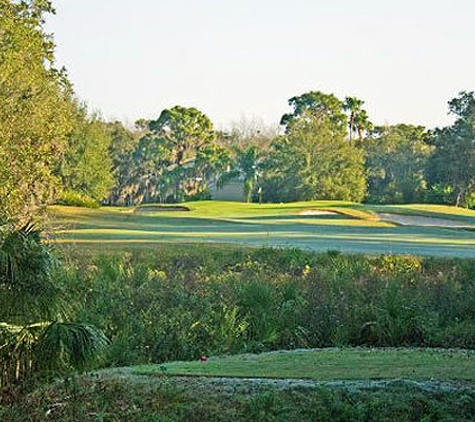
3 356 475 421
135 348 475 382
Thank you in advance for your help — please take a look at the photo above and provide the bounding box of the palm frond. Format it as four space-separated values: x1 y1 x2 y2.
0 322 48 388
0 226 109 389
0 321 108 387
36 322 109 374
0 224 63 322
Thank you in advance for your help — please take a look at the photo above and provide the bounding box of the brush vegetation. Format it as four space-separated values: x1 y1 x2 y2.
47 245 475 365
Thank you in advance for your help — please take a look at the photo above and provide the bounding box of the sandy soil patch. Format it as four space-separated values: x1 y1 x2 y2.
299 210 338 216
378 213 475 228
135 205 190 213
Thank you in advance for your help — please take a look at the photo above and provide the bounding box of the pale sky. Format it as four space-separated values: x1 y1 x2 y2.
46 0 475 130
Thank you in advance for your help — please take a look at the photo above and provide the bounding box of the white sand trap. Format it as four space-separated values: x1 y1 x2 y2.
135 206 190 213
299 210 338 216
378 213 475 229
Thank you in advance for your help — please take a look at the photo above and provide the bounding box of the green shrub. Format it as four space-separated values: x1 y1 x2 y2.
57 246 475 366
57 190 99 208
0 225 107 390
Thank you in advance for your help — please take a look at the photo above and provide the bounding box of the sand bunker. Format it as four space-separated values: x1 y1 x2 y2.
378 213 475 229
135 205 190 213
299 210 338 216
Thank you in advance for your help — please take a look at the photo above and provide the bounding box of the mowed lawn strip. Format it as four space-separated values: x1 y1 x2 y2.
48 201 475 257
134 348 475 382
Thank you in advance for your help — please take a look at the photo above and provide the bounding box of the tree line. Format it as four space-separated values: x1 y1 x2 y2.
2 0 475 227
0 0 109 390
105 90 475 210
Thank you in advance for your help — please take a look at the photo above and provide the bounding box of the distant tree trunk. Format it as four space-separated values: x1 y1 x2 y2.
348 113 354 142
358 127 364 141
244 178 254 203
455 186 466 207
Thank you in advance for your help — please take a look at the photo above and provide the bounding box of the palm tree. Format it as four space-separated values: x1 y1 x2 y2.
0 224 108 389
343 97 373 142
217 145 262 203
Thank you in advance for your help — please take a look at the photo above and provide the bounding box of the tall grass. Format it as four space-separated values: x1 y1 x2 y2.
59 246 475 366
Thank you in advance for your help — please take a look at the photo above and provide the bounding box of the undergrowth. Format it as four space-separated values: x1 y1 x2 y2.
55 246 475 366
2 374 475 421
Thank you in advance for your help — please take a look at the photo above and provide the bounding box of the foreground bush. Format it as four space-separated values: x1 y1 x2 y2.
0 225 107 390
56 245 475 366
56 190 99 208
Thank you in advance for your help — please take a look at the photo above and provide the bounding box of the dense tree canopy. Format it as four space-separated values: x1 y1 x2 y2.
58 105 114 202
0 0 74 222
149 106 216 167
280 91 347 137
426 92 475 207
106 106 230 204
365 124 430 204
106 121 139 205
262 111 366 202
144 106 220 202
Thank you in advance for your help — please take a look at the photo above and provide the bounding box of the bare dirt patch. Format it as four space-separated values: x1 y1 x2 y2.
378 213 475 229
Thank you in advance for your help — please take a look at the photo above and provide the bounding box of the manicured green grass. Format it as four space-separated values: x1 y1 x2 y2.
47 201 475 257
135 348 475 382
